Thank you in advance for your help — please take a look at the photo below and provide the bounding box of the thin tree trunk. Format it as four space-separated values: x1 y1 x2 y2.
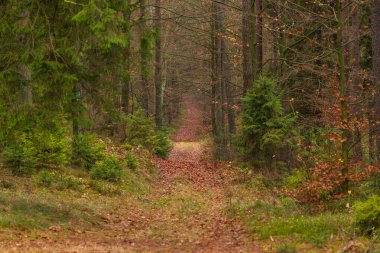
215 1 224 142
250 0 257 77
337 0 350 184
140 0 149 114
122 10 132 115
343 0 354 162
121 58 131 115
350 2 363 160
223 49 236 134
372 0 380 161
161 56 168 122
218 1 227 144
219 2 235 135
255 0 263 73
17 10 33 106
19 64 33 105
155 0 163 128
211 1 218 137
72 83 81 137
242 0 253 94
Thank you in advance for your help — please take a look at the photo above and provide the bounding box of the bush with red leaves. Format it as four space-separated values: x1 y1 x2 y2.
284 159 378 204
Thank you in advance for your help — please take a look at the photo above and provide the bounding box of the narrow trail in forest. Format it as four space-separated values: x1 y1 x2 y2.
150 95 262 252
2 95 262 253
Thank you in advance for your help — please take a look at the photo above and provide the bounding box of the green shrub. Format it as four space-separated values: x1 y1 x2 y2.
124 151 137 170
72 133 106 170
125 109 156 147
34 170 83 191
2 129 69 175
2 133 37 176
35 170 56 187
354 195 380 235
125 109 172 158
240 77 297 165
33 131 69 169
150 130 173 159
90 156 123 183
284 170 307 190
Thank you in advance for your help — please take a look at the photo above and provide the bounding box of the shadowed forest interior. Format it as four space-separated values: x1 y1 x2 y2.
0 0 380 252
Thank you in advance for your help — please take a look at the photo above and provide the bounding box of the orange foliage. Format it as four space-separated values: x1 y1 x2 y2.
284 161 379 204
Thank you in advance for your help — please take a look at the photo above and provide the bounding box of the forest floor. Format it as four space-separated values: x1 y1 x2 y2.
0 96 376 252
0 96 263 252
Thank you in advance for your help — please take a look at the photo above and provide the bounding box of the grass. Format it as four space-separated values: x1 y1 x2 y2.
152 181 206 217
227 197 353 246
224 172 368 250
248 212 352 245
154 195 204 216
0 147 378 251
123 169 152 195
0 151 157 233
0 190 102 230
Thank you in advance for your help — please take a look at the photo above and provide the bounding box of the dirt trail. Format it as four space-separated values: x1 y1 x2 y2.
154 95 220 189
1 95 262 253
151 95 262 252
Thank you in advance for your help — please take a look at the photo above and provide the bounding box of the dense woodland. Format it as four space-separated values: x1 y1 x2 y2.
1 0 380 252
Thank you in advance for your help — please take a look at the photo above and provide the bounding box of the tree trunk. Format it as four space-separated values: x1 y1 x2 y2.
121 8 132 115
350 2 363 160
211 1 218 137
250 0 257 77
121 59 131 115
372 0 380 161
155 0 163 127
17 10 33 106
223 47 236 135
140 0 149 114
337 0 350 185
242 0 253 94
218 1 227 144
220 2 235 135
72 83 81 137
255 0 263 73
19 64 33 105
214 1 225 143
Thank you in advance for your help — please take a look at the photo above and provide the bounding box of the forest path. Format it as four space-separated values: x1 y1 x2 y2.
146 95 262 252
2 96 262 253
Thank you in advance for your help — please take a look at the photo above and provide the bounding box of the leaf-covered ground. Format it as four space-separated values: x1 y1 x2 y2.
0 96 262 252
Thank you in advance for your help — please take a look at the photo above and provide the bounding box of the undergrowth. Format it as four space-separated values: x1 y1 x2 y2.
225 171 379 251
0 190 103 230
0 139 157 233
